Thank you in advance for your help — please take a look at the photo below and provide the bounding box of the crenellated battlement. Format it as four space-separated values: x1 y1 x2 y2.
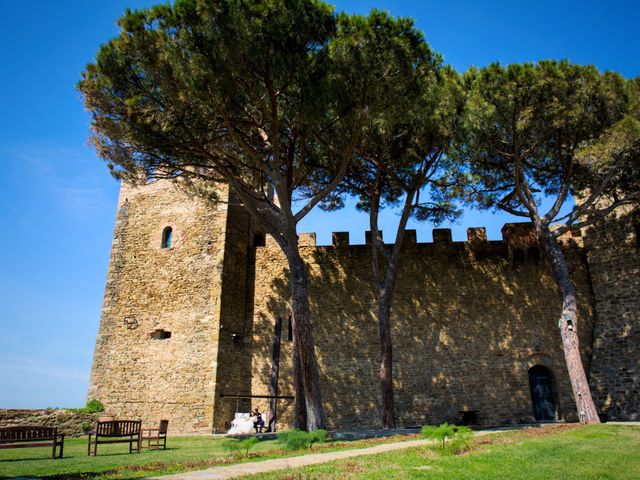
262 222 584 253
252 220 599 430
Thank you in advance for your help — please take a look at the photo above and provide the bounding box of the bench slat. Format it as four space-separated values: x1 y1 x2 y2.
0 438 56 444
92 438 137 444
96 420 141 436
0 442 57 449
0 426 57 441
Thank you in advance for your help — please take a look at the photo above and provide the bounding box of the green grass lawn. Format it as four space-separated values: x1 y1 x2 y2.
2 425 638 479
0 431 418 479
250 425 640 480
0 435 285 479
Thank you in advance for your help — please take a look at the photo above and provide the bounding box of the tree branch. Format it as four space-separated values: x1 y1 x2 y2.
553 195 639 236
293 113 363 223
561 167 618 225
542 169 572 223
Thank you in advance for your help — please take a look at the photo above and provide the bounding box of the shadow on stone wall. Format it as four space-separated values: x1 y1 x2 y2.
584 208 640 421
251 226 596 430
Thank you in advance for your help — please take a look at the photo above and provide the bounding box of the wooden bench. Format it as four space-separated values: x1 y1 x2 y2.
0 426 64 459
87 420 141 456
141 420 169 450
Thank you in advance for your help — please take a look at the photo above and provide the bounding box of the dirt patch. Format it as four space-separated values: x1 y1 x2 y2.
476 424 582 447
276 474 317 480
338 460 368 474
316 433 420 452
417 447 439 460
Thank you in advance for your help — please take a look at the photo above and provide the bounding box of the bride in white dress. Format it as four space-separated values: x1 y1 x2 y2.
227 413 256 435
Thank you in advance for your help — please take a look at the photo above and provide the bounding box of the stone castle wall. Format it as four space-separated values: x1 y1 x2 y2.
89 179 637 433
250 226 596 430
210 201 261 432
585 207 640 420
0 409 100 437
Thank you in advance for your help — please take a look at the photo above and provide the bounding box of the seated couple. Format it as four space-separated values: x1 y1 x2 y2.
250 407 265 433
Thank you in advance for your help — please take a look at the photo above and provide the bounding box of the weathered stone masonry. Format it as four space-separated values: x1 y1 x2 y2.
87 180 638 433
0 410 100 437
585 207 640 421
88 180 255 433
250 227 595 429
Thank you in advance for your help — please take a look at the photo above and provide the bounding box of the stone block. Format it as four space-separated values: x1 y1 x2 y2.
432 228 452 243
332 232 350 247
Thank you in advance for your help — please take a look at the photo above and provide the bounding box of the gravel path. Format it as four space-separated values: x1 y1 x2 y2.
148 429 502 480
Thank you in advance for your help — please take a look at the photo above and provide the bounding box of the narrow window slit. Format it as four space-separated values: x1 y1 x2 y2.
513 248 525 268
161 227 173 249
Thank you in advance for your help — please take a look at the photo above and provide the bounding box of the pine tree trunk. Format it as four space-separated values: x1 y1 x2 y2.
267 316 282 432
286 247 326 431
291 329 308 430
378 286 396 429
537 224 601 424
369 188 415 430
369 200 397 429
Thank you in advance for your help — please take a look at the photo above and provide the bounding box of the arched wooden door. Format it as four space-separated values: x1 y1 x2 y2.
528 365 557 421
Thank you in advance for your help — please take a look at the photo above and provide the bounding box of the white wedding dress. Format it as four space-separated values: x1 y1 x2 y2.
227 413 256 434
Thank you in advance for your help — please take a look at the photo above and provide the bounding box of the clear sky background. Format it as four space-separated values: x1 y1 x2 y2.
0 0 638 408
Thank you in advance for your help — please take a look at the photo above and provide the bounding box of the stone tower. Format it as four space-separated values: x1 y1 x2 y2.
88 180 257 433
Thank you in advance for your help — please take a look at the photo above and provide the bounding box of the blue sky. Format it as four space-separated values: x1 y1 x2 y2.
0 0 638 408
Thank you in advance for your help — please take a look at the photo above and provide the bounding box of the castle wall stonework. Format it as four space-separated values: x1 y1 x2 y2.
210 201 259 432
89 180 637 433
0 410 100 437
585 208 640 420
88 181 231 433
250 229 596 429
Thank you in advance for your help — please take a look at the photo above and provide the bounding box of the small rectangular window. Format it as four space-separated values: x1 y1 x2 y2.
150 329 171 340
